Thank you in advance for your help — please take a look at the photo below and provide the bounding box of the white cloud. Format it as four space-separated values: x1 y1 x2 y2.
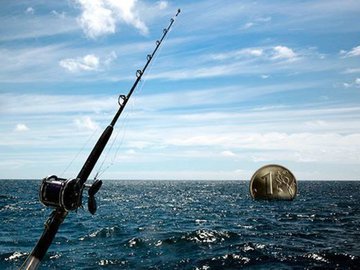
76 0 116 38
15 123 29 132
126 149 137 155
248 49 263 57
74 116 99 131
211 46 300 63
59 52 117 73
242 22 254 29
165 132 360 164
355 78 360 85
0 93 116 115
76 0 148 39
157 1 168 10
104 51 117 66
241 17 271 30
221 150 236 157
211 48 263 61
343 68 360 74
148 43 340 82
51 10 66 19
25 7 35 15
342 78 360 88
256 17 272 23
339 50 347 55
272 46 297 61
305 120 328 128
59 54 100 72
3 91 360 179
0 13 78 43
340 45 360 58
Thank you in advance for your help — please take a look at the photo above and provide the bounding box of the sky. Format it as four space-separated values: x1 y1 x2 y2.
1 0 360 180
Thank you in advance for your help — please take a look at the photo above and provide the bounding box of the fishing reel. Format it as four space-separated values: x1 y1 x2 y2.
39 175 102 214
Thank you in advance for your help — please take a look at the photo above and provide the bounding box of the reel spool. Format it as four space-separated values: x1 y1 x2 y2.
39 175 81 211
39 175 102 214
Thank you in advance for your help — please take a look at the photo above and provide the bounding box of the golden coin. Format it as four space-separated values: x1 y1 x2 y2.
250 164 297 200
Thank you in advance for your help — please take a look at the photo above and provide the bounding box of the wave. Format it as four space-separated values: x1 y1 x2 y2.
78 226 125 241
195 250 360 269
1 251 28 262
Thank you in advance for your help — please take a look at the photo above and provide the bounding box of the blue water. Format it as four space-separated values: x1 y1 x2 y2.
1 180 359 269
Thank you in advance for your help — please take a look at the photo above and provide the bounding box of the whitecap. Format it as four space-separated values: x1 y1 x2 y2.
306 253 329 263
195 219 207 224
155 240 162 247
5 251 27 261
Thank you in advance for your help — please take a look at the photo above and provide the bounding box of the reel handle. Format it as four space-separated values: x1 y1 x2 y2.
86 180 103 215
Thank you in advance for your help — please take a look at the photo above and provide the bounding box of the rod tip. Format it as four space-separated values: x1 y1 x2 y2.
176 9 181 16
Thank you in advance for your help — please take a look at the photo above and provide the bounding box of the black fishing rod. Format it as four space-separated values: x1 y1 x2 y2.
20 9 180 270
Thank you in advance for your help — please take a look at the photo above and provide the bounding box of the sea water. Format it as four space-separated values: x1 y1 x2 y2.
1 180 359 269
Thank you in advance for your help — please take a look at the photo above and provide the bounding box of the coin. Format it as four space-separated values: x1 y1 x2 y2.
249 164 297 200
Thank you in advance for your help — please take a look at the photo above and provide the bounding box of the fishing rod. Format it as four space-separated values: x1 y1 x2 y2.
20 9 180 270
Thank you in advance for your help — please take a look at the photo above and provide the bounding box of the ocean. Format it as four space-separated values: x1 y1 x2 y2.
1 180 359 269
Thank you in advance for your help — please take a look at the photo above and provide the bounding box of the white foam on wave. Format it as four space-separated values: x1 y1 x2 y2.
5 251 27 261
306 253 329 263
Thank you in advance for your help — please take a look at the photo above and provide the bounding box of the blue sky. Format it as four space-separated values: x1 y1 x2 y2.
1 0 360 180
